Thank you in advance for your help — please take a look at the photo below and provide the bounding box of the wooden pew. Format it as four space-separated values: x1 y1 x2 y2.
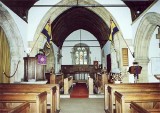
0 84 60 113
94 73 102 94
0 102 30 113
88 76 94 94
94 72 108 94
115 91 160 113
130 101 160 113
104 83 160 113
50 73 64 89
64 76 73 94
0 92 47 113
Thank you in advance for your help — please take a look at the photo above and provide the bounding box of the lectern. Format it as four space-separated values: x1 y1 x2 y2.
128 66 142 74
128 66 142 83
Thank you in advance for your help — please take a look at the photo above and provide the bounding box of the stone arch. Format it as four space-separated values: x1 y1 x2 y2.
33 0 123 48
33 0 123 73
134 12 160 82
0 7 24 82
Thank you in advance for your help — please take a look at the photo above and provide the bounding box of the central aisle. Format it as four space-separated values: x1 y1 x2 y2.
59 98 105 113
70 83 89 98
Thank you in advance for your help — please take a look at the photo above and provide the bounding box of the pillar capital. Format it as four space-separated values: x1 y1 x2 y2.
134 58 149 65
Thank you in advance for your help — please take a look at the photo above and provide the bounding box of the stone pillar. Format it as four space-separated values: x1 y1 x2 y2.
135 58 149 83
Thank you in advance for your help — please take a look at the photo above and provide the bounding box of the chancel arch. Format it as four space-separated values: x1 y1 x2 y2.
33 0 123 73
33 0 124 48
134 12 160 82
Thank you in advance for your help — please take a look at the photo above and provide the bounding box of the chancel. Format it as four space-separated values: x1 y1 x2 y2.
0 0 160 113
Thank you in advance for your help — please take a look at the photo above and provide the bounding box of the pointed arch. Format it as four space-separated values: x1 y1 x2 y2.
34 0 122 47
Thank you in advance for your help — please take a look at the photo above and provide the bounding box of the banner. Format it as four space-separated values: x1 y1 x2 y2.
37 54 47 65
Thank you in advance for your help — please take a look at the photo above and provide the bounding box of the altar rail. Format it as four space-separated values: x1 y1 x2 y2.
0 84 59 113
104 83 160 113
0 92 47 113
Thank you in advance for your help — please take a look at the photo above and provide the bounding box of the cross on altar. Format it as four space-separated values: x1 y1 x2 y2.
156 27 160 48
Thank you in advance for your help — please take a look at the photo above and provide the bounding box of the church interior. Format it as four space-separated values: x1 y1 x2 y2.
0 0 160 113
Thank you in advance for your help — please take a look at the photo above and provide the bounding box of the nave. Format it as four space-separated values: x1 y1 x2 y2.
1 0 160 113
0 82 160 113
59 98 104 113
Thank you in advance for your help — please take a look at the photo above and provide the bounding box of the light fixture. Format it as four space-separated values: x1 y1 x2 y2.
136 10 140 14
23 16 26 19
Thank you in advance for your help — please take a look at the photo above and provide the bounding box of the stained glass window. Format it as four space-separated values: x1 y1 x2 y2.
73 43 90 65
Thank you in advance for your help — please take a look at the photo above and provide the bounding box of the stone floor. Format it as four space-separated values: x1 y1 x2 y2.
59 98 105 113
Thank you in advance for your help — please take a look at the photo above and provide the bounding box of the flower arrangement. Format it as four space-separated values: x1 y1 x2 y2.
112 73 123 81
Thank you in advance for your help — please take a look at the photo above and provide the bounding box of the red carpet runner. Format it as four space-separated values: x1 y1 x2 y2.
70 83 89 98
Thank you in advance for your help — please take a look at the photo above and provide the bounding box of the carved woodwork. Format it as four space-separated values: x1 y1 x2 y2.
61 65 99 79
23 57 45 81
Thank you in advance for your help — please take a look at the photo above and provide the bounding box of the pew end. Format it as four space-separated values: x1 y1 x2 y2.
0 102 30 113
130 101 160 113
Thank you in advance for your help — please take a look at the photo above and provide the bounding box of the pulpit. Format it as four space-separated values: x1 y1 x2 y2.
23 57 45 81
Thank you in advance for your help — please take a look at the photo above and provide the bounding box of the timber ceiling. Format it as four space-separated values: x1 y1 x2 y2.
0 0 156 48
51 7 109 48
123 0 155 21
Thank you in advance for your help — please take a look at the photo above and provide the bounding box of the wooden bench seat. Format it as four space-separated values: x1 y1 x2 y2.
148 109 160 113
0 102 30 113
0 92 47 113
0 84 59 113
130 101 160 113
105 83 160 113
115 91 160 113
